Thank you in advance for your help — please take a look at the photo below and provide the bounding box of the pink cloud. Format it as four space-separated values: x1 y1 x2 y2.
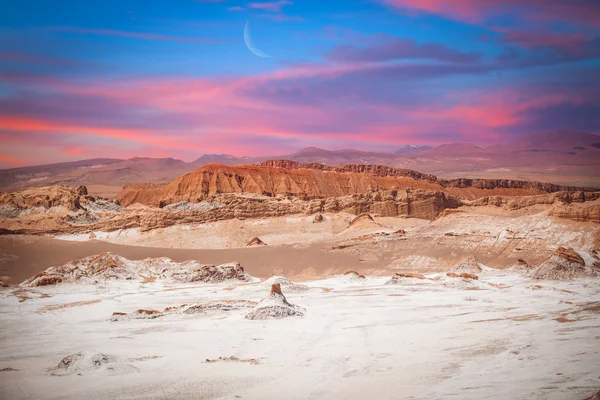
1 52 598 168
381 0 600 27
412 88 588 131
0 153 25 167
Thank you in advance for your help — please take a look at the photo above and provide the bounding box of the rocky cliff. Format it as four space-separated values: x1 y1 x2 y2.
117 161 592 208
1 162 599 236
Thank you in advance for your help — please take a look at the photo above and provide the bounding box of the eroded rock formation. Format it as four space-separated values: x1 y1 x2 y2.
247 237 267 247
21 253 253 286
1 162 598 236
385 272 427 284
452 256 483 274
245 283 305 320
528 247 598 280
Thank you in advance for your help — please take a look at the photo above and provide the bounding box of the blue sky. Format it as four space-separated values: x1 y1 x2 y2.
0 0 599 167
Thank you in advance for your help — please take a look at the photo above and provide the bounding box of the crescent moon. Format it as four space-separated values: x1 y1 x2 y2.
244 21 271 58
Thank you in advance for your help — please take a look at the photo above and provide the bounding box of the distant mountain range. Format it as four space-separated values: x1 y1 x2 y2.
1 131 599 195
394 145 432 155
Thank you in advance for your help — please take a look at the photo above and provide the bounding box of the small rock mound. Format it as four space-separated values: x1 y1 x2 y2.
262 276 310 292
49 351 137 376
246 237 267 247
528 247 597 280
245 284 305 320
452 256 483 273
21 253 254 286
0 276 11 287
343 270 366 280
346 213 381 230
385 272 427 285
313 213 324 223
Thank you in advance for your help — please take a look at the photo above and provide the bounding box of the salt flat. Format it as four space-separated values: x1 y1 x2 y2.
1 270 599 400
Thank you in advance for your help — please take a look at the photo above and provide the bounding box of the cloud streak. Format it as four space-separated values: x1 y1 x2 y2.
382 0 600 27
46 26 220 43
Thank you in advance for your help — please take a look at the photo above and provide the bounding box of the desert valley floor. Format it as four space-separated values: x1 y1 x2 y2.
0 161 599 399
1 266 599 400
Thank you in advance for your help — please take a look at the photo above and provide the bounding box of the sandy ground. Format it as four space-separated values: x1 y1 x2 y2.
0 269 599 400
1 208 598 285
0 235 369 284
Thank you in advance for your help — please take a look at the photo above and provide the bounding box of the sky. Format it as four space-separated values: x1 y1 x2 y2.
1 0 600 168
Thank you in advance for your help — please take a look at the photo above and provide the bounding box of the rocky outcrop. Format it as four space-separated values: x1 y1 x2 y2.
260 160 598 194
0 276 10 287
452 256 483 274
1 188 466 235
0 185 83 211
116 163 449 207
554 246 585 265
0 185 121 214
119 161 590 208
247 237 267 247
49 351 137 376
245 283 305 320
385 272 427 284
528 247 597 280
347 213 379 229
446 272 479 280
343 270 366 279
2 163 598 236
21 253 254 286
549 200 600 223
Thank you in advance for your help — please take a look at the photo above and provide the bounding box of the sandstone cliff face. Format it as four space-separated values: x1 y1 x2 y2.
261 161 595 193
1 162 599 236
117 161 596 208
117 163 446 207
0 188 464 235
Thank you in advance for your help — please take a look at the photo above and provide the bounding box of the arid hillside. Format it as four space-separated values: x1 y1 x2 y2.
117 161 596 207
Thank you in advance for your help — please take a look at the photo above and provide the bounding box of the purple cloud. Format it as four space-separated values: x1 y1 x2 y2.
326 37 482 64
